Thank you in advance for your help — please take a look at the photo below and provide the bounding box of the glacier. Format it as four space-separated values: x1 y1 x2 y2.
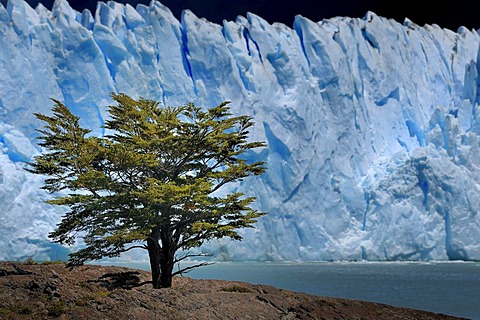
1 0 480 262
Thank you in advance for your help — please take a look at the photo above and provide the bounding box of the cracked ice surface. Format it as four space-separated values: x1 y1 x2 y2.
0 0 480 261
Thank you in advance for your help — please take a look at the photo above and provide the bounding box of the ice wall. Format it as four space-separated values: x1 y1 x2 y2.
1 0 480 261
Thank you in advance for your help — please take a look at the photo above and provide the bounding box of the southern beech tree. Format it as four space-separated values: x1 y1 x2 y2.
27 93 266 288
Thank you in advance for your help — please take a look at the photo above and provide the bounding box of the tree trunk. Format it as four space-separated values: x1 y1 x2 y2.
148 226 177 288
159 250 174 288
159 233 176 288
147 230 162 289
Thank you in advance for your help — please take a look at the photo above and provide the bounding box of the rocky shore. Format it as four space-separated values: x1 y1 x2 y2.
0 262 468 319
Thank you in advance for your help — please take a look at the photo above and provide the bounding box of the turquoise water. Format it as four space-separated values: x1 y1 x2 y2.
103 261 480 319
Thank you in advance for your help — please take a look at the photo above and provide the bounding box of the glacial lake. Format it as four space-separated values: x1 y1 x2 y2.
100 260 480 319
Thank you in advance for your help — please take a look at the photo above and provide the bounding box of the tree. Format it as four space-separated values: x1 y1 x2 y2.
27 93 266 288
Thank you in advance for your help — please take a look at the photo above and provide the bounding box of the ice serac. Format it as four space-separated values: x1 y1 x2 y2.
1 0 480 262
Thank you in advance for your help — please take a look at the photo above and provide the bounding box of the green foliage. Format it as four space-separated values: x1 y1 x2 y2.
23 257 37 265
40 260 66 265
47 301 64 317
19 258 64 266
10 303 32 315
220 285 252 293
28 93 266 286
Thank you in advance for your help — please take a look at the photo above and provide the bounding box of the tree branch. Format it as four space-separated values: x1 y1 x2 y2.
174 252 213 264
123 245 148 252
172 261 215 276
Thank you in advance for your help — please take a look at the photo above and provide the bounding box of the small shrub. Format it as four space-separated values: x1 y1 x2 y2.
75 293 95 307
96 291 110 297
77 281 91 289
13 304 32 315
47 301 65 317
41 260 65 265
75 291 109 306
220 285 252 293
23 257 37 265
75 297 87 307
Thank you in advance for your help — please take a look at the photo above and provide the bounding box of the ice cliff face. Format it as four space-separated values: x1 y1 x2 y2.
1 0 480 262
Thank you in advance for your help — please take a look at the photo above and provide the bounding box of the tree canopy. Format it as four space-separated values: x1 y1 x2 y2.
27 93 266 288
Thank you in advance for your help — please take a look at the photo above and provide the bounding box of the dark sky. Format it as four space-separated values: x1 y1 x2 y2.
2 0 480 31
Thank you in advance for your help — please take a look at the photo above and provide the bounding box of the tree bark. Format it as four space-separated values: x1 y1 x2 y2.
159 248 174 288
148 226 178 288
147 229 162 289
159 227 176 288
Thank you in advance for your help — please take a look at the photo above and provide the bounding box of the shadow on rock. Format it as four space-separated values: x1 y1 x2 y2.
87 271 151 290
